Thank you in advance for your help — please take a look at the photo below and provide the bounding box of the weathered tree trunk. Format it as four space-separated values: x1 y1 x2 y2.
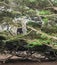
21 18 27 35
6 23 9 31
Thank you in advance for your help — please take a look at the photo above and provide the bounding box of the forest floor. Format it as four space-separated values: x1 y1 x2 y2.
0 54 57 65
0 59 57 65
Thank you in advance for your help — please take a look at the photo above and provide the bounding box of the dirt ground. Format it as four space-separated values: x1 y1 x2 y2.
0 54 57 65
0 59 57 65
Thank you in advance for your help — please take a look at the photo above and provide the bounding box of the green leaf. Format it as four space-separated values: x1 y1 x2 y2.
29 0 36 2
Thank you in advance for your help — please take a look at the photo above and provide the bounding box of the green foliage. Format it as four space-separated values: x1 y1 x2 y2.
42 25 57 33
43 18 49 23
39 10 52 15
41 34 48 39
42 39 51 44
0 31 14 39
29 0 36 2
0 0 57 52
52 0 57 6
28 39 52 48
27 22 39 27
28 40 43 47
26 9 36 16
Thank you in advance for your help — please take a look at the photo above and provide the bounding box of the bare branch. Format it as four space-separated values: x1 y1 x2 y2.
47 0 54 7
0 2 10 7
39 14 57 17
27 26 57 40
